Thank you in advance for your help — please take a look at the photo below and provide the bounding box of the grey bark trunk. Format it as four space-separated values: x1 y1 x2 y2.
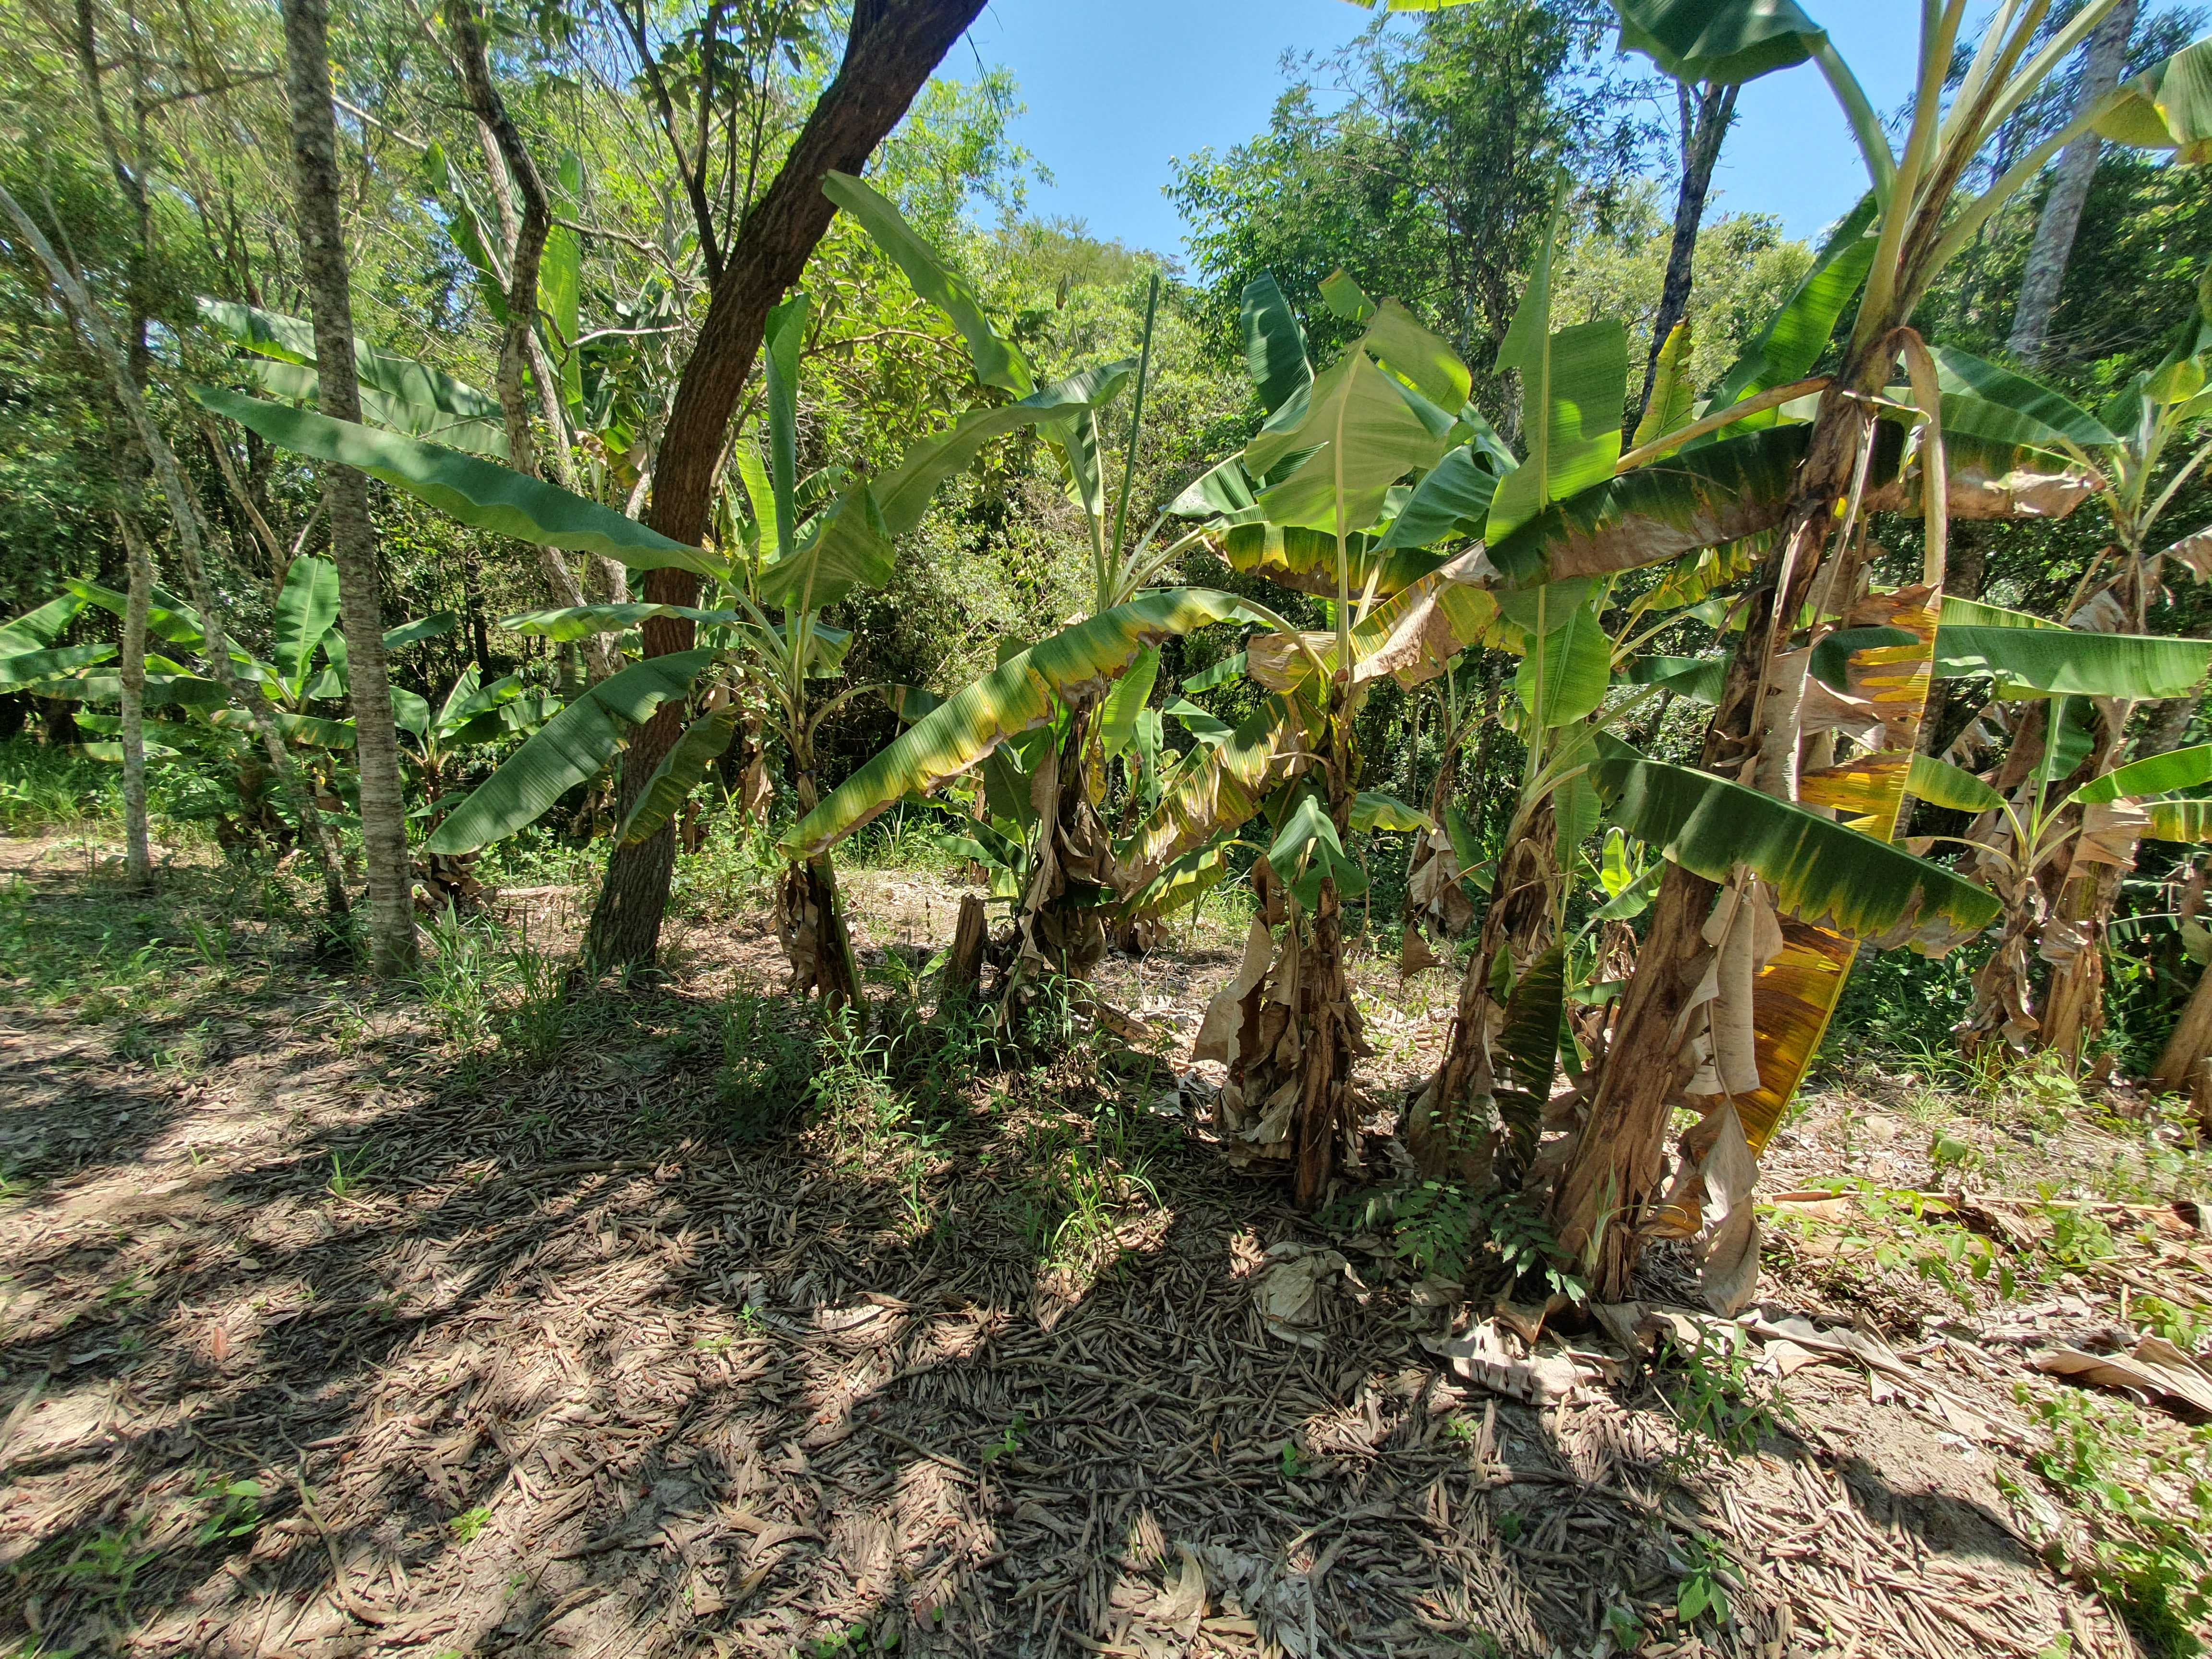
450 0 620 683
278 0 418 976
1637 82 1737 426
0 184 352 919
114 508 154 883
2008 0 2138 365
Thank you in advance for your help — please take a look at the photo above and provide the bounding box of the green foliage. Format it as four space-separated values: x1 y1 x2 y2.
715 989 818 1141
1659 1321 1795 1470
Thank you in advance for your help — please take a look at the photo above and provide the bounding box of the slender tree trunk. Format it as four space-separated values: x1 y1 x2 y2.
113 508 154 884
1638 81 1737 424
447 0 619 685
772 731 860 1008
2008 0 2138 365
0 184 351 918
278 0 417 976
587 0 990 971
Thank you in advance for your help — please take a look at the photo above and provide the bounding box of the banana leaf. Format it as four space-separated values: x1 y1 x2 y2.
65 578 203 647
272 556 341 691
618 703 742 845
1592 734 2001 950
1351 791 1433 832
1250 349 1447 534
1266 789 1368 910
824 170 1034 395
2094 38 2212 164
1906 752 2006 814
1515 598 1612 727
1927 346 2119 449
2074 743 2212 805
1612 0 1827 84
1488 424 1810 586
1626 653 1726 704
1704 195 1878 414
1099 646 1162 759
0 593 86 656
1241 273 1311 417
193 387 722 577
1217 520 1449 600
427 649 717 853
1934 622 2212 699
500 602 745 640
2148 798 2212 842
784 589 1268 859
1373 445 1501 552
873 366 1130 539
0 642 115 692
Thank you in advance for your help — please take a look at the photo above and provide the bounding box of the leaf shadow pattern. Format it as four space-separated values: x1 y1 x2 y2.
0 853 2140 1659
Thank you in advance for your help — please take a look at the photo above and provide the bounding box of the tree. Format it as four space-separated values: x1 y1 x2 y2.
585 0 992 972
2010 0 2141 364
277 0 417 974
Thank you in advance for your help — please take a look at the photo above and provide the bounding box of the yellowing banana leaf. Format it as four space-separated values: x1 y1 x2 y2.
1120 695 1307 885
2148 798 2212 842
783 589 1267 859
2094 38 2212 164
824 171 1034 396
194 387 723 578
1345 549 1506 687
427 649 717 854
1905 752 2006 814
1591 734 2000 951
1351 791 1433 832
617 703 742 846
1487 424 1809 586
1796 752 1909 830
1217 521 1449 599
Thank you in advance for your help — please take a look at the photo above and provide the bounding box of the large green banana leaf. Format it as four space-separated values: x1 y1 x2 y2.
1267 790 1368 910
1250 349 1446 533
825 170 1034 396
1374 445 1502 551
758 485 894 611
1488 191 1627 539
272 556 340 691
1241 274 1311 417
1611 0 1827 84
195 388 723 578
0 642 115 692
1626 653 1726 703
1906 752 2006 814
761 292 804 561
1516 598 1612 727
1703 196 1878 416
617 704 742 845
198 298 510 457
2095 39 2212 163
1487 424 1809 586
1099 646 1162 759
65 578 204 647
1933 614 2212 699
2074 744 2212 805
500 603 746 640
0 594 85 656
784 589 1267 859
1928 346 2119 450
427 649 717 853
419 143 511 322
873 366 1130 539
1592 734 2001 951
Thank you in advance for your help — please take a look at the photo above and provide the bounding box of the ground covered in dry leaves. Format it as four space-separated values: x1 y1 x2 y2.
1 831 2208 1659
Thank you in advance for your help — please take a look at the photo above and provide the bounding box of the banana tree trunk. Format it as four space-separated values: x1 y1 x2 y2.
1543 360 1883 1300
773 736 859 1010
2155 962 2212 1134
1406 793 1562 1182
2040 859 2123 1067
1205 718 1370 1207
1010 710 1116 989
114 508 154 885
279 0 417 975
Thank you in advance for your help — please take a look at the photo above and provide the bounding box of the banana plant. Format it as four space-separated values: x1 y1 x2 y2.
819 172 1232 991
1518 0 2212 1305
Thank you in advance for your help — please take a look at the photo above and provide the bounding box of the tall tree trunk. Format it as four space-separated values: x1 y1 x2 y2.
2155 960 2212 1133
113 508 154 884
447 0 619 684
0 184 352 919
2007 0 2138 365
278 0 418 976
587 0 990 971
1637 81 1737 426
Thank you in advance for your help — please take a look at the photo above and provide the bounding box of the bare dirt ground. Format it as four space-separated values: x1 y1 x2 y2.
0 831 2207 1659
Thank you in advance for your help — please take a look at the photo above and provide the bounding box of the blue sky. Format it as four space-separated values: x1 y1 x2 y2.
961 0 1926 257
